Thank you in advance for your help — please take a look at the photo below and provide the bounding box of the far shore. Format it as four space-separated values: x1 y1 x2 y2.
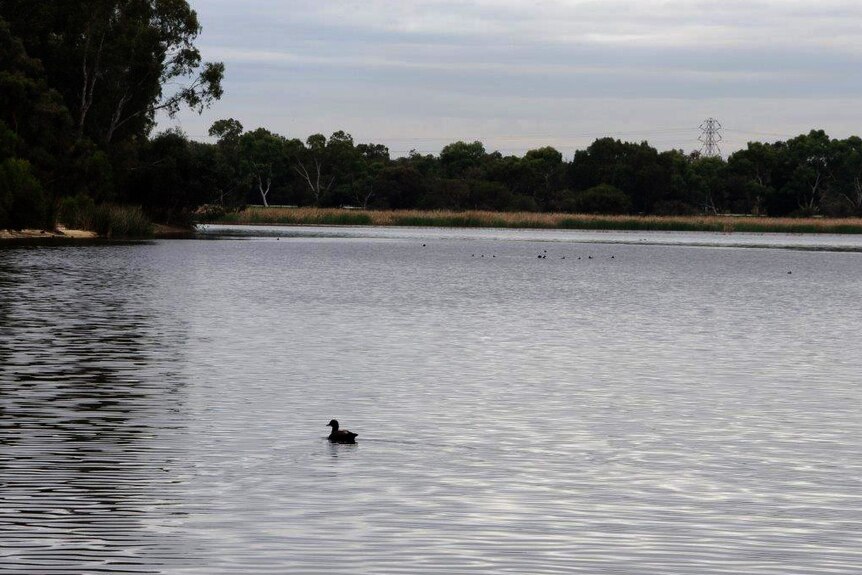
208 207 862 235
0 223 193 242
8 209 862 242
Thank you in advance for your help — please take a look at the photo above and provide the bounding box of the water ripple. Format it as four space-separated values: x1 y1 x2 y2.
1 236 861 574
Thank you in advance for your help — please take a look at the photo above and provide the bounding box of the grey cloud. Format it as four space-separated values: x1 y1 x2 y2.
163 0 862 154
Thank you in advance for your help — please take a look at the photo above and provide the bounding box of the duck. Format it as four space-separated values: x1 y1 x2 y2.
327 419 358 443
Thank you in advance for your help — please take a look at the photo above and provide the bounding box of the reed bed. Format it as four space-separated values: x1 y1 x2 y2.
212 207 862 234
60 197 154 238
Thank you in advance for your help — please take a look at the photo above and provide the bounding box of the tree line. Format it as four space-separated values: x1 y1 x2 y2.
3 1 862 232
163 124 862 219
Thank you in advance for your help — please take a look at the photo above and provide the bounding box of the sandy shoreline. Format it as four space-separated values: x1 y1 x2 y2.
0 224 193 241
0 226 99 240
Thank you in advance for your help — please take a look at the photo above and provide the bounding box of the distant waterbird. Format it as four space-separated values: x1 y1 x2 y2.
327 419 358 444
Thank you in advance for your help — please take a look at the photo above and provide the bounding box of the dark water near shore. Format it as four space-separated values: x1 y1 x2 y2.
1 228 861 574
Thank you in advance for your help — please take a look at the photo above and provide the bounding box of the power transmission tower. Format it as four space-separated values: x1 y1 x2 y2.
698 118 722 158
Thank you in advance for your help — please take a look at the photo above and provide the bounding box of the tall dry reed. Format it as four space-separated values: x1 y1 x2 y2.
212 207 862 234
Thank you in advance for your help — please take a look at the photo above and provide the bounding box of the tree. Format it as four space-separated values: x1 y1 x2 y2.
689 157 727 214
569 138 672 213
0 17 72 226
325 131 363 207
439 141 486 179
373 166 428 209
293 134 333 206
1 0 224 145
239 129 289 207
209 118 244 144
351 143 390 208
522 146 564 206
0 158 48 229
208 118 246 206
726 142 781 214
824 137 862 216
781 130 833 214
571 184 632 214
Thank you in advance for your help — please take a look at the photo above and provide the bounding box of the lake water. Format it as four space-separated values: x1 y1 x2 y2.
1 226 861 574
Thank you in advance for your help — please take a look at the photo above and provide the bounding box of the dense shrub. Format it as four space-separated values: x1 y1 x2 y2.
194 203 228 222
91 205 153 237
0 158 48 229
571 184 632 215
58 196 152 237
58 193 97 229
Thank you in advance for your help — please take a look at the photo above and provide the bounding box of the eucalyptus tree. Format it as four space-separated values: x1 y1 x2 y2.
372 166 428 209
439 141 486 179
781 130 833 214
239 129 292 207
828 136 862 215
0 0 224 145
0 18 73 227
292 131 372 206
208 118 246 206
726 142 781 214
569 138 673 213
352 143 390 208
293 134 333 206
522 146 564 207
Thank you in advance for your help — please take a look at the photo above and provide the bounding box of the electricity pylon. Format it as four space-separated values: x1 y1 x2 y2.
698 118 722 158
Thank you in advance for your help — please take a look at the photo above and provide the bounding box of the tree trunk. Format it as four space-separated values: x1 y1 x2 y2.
78 27 105 139
257 174 272 207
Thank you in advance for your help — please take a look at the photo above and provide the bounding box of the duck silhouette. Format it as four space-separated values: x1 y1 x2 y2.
327 419 358 443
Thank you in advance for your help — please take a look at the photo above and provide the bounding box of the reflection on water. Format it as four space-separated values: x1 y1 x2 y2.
0 245 194 573
2 233 861 574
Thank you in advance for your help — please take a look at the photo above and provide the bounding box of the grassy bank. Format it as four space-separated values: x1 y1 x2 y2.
209 207 862 234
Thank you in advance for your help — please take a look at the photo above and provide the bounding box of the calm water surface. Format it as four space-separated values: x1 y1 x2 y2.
1 227 861 574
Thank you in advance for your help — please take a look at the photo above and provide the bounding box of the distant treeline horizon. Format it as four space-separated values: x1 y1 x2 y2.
184 123 862 220
2 2 861 234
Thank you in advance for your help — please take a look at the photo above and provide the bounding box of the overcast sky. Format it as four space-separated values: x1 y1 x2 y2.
159 0 862 157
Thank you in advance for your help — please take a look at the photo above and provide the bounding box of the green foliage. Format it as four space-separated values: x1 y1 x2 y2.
90 205 153 237
125 129 219 223
568 138 671 213
0 17 73 213
0 0 224 145
58 194 151 236
209 118 244 143
58 193 97 229
0 158 48 229
440 141 486 179
570 184 632 214
373 166 428 209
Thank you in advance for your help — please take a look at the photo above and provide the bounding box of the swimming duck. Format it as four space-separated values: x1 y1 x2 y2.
327 419 358 443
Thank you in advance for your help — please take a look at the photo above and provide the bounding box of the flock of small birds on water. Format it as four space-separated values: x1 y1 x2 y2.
464 246 616 260
418 242 793 274
416 241 617 261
